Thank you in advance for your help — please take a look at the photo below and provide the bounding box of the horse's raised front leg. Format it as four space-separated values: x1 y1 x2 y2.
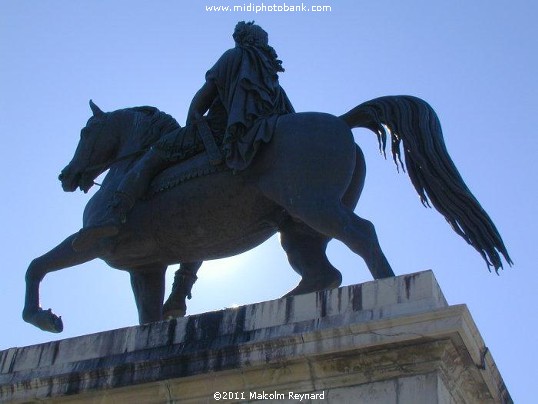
129 265 167 324
163 262 202 319
23 234 101 333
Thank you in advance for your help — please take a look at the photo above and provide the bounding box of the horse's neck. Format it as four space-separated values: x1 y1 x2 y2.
118 111 148 155
101 112 149 189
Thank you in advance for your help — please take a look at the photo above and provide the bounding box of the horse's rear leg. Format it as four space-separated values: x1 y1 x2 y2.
129 266 166 324
163 262 202 319
287 203 395 280
23 234 100 333
279 220 341 296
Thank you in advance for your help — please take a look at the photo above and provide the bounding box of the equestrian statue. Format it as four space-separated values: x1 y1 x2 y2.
23 22 512 333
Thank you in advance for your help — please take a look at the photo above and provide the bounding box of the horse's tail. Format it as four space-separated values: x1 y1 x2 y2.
339 95 512 272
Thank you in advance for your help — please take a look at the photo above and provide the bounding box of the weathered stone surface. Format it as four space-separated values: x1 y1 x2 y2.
2 271 511 403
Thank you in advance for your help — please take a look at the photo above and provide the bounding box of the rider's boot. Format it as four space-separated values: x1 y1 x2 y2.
71 192 134 252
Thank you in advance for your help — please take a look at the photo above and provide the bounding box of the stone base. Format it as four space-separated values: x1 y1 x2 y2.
1 271 511 403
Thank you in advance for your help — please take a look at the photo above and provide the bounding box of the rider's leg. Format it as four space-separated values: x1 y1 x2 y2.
72 122 207 251
110 148 171 221
72 148 171 251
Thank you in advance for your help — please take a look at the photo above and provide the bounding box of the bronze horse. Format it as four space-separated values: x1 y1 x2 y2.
23 96 511 333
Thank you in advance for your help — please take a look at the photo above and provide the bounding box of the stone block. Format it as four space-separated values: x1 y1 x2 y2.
0 270 510 403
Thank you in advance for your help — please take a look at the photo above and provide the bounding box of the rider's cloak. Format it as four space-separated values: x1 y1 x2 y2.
206 45 295 170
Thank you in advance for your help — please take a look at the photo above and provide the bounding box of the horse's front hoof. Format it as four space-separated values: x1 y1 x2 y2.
163 303 186 319
23 308 64 333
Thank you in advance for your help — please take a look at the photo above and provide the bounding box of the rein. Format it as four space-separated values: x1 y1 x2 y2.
83 147 149 186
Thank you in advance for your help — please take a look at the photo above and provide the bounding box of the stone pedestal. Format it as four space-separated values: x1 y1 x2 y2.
0 271 511 403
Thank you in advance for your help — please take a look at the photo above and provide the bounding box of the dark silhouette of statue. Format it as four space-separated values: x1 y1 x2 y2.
72 22 294 252
22 22 512 333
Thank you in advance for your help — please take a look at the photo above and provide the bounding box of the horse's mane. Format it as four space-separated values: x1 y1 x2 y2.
122 106 181 148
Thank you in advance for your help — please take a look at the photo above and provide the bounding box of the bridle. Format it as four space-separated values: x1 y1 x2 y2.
83 147 149 175
82 147 150 187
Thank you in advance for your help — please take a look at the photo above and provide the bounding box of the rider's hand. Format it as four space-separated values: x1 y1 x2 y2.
186 81 217 126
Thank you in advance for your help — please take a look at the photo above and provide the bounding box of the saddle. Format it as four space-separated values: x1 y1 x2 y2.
144 122 228 199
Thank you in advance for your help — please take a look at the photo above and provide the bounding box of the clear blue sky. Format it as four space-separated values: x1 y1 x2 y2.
1 1 536 401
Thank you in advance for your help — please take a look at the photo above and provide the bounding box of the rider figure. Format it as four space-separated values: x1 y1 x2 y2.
72 21 295 251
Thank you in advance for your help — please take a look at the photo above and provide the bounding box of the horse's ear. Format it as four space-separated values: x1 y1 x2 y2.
89 100 104 116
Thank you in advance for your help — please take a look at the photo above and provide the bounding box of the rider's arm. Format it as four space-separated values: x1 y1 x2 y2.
186 80 218 125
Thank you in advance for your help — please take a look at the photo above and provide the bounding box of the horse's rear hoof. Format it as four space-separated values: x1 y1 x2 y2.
283 273 342 297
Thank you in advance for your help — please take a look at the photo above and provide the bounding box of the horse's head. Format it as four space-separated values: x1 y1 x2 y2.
59 100 119 193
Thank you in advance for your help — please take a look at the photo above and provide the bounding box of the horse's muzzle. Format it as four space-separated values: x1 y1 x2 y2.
58 167 81 192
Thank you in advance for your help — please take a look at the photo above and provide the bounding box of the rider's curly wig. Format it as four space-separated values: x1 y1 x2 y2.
233 21 284 73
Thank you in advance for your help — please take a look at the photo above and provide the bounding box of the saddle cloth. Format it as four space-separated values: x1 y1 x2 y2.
144 151 228 199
